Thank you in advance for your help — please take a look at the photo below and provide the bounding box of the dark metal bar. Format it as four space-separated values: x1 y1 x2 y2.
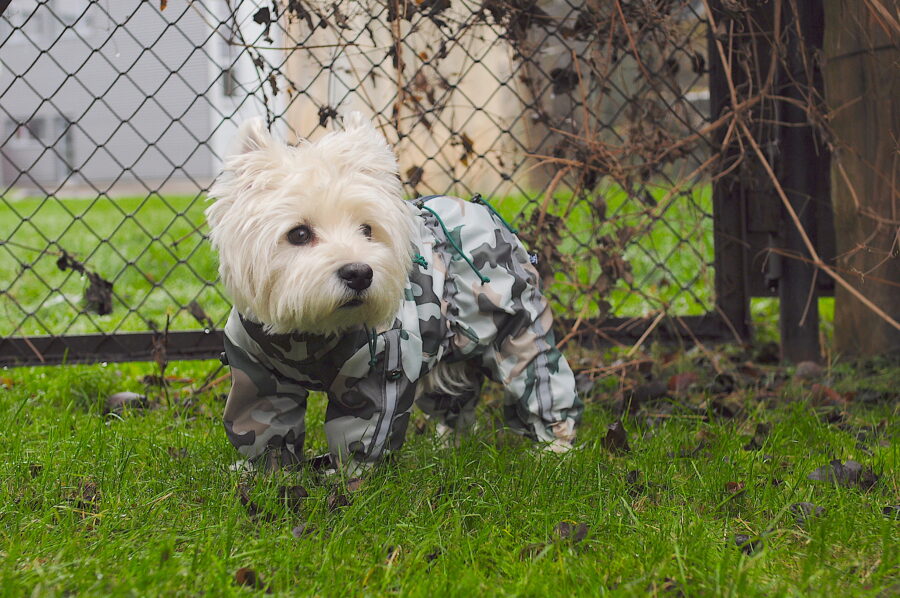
1 313 734 367
0 331 225 367
559 314 736 347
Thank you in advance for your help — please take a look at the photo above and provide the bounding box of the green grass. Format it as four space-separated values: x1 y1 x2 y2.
491 183 715 318
0 194 225 337
1 185 714 339
0 356 896 596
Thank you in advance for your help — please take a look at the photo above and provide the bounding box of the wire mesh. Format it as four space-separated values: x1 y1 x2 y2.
0 0 721 363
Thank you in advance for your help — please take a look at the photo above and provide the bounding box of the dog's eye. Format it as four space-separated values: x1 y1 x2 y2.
286 225 313 246
360 224 372 239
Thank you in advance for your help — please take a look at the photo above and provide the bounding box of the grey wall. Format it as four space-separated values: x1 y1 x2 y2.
0 1 220 194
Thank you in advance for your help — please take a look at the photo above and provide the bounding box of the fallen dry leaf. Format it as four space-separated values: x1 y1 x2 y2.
326 492 350 511
167 447 188 460
667 440 709 459
794 361 824 380
725 481 745 495
734 534 762 555
519 542 549 560
385 545 401 565
291 522 316 538
602 420 630 454
790 502 825 525
700 393 743 418
234 567 269 592
279 485 309 514
307 453 334 473
647 578 684 596
742 422 771 451
65 478 101 512
808 459 878 490
709 372 736 394
811 384 849 407
620 380 668 413
737 361 763 378
625 469 646 497
553 521 589 543
668 371 698 394
237 484 276 522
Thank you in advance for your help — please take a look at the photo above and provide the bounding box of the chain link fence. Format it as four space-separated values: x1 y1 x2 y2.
1 0 730 366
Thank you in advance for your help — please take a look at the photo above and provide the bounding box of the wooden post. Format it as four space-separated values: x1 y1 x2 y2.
823 0 900 356
778 0 827 363
708 0 755 344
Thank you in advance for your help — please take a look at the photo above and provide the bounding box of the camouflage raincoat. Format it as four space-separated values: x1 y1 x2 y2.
221 195 583 470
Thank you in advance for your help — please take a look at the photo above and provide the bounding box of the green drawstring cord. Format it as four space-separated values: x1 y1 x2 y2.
420 204 490 285
412 253 428 268
472 193 517 234
367 328 378 369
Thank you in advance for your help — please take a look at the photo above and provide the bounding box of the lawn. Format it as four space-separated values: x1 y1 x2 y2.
1 187 884 595
0 351 896 596
492 183 715 319
0 194 225 338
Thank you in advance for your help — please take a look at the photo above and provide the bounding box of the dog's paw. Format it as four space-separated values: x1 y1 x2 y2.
537 419 578 454
542 438 574 454
434 422 459 449
434 421 479 449
230 459 253 473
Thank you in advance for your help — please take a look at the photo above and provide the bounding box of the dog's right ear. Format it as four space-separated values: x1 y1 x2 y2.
210 118 282 212
229 117 273 157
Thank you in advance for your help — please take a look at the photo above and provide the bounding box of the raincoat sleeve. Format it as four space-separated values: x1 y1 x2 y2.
222 313 310 469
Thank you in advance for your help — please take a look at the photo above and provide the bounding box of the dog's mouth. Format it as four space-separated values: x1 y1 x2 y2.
340 298 364 309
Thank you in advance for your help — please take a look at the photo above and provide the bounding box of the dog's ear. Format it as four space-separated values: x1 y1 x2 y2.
230 117 274 156
338 111 399 176
342 111 375 133
210 118 283 210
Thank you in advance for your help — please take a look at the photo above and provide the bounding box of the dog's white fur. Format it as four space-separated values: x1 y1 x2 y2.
206 114 417 335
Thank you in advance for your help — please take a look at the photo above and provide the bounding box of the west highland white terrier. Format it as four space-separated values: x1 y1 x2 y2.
206 113 583 473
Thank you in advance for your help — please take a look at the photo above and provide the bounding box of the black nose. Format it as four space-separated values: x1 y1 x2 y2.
338 263 373 291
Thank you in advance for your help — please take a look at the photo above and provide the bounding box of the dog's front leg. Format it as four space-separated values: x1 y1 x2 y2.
324 329 418 475
222 337 309 471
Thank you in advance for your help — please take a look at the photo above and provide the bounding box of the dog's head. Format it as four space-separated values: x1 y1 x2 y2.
206 113 415 335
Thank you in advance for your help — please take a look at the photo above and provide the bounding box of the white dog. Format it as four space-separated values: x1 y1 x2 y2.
206 113 582 472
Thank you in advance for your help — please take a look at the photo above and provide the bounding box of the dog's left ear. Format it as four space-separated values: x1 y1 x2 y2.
230 117 274 157
344 110 380 135
340 111 399 176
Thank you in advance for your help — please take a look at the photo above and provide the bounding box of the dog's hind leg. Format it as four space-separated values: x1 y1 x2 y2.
480 310 583 452
466 273 584 452
415 361 484 443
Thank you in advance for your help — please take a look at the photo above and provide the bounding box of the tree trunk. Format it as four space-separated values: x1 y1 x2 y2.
823 0 900 356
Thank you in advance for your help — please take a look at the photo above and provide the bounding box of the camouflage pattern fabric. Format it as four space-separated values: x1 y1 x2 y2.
221 195 583 470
